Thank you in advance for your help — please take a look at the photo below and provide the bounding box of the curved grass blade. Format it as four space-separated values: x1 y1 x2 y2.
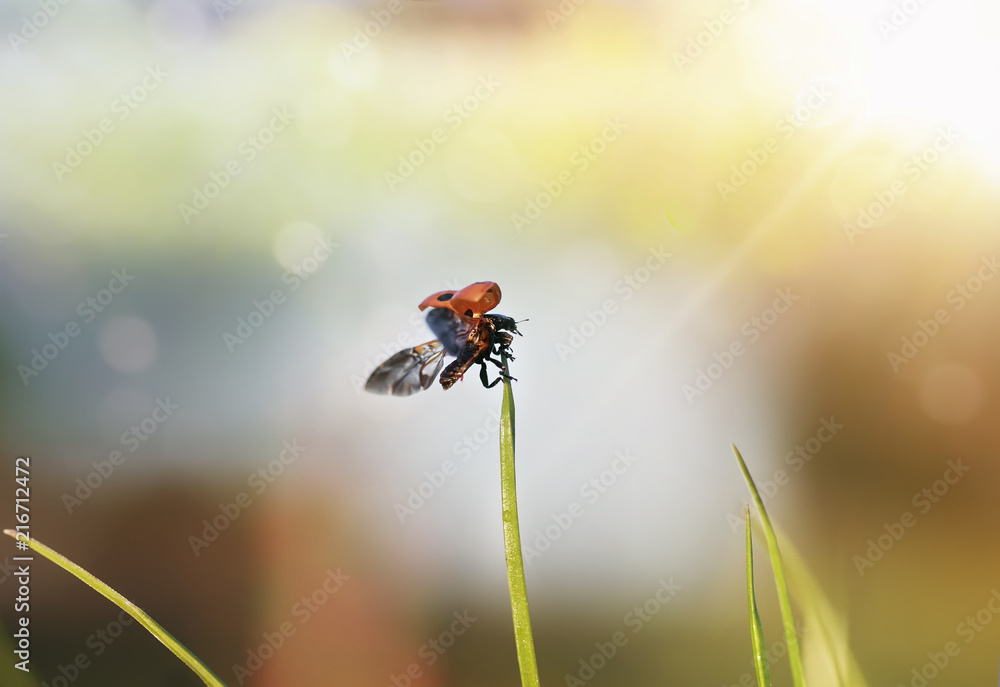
732 445 806 687
499 351 540 687
746 507 772 687
3 530 227 687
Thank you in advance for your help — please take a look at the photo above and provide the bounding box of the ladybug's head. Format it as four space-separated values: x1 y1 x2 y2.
419 281 501 318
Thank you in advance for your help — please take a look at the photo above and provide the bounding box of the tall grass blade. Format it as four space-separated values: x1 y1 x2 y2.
3 530 227 687
499 351 541 687
732 445 806 687
746 507 772 687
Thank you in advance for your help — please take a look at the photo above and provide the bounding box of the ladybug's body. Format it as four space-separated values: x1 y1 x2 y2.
439 313 519 390
365 282 521 396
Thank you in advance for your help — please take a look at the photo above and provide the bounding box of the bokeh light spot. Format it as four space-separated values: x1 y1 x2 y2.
99 317 158 373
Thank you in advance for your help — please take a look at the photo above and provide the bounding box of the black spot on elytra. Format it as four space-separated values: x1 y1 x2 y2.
465 309 474 317
438 293 453 301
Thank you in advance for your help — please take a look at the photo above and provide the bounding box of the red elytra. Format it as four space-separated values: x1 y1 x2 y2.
418 290 457 310
418 281 502 319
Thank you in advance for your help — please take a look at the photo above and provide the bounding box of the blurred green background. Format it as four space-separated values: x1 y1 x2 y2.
2 0 1000 684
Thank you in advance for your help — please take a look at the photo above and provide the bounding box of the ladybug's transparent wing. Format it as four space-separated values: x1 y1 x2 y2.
425 307 471 357
365 341 446 396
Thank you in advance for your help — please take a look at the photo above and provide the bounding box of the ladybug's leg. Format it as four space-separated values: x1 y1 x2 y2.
483 354 518 380
489 345 514 363
483 370 506 388
479 361 496 388
483 355 504 370
479 361 514 388
485 358 517 382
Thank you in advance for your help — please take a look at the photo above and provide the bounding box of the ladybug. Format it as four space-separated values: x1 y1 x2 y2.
365 282 521 396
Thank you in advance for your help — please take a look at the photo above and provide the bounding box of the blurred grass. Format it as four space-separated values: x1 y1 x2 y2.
778 529 870 687
736 445 873 687
2 530 226 687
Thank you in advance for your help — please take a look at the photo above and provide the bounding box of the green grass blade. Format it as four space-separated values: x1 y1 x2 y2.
746 507 772 687
775 526 870 687
3 530 227 687
732 445 806 687
499 351 540 687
